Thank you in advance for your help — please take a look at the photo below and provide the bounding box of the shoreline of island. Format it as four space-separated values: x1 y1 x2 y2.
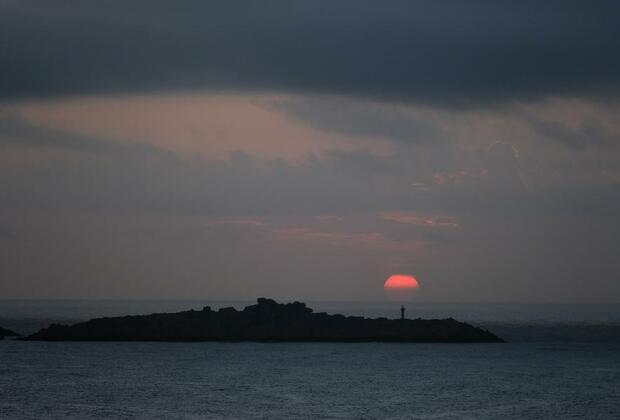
17 298 504 343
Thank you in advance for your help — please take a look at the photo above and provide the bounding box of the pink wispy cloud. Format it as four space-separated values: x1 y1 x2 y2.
433 170 487 185
315 214 343 222
410 182 431 192
269 227 425 252
379 212 459 228
206 218 266 227
270 228 382 246
601 170 620 184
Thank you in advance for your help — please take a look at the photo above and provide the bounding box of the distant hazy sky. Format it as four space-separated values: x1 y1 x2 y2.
1 1 619 302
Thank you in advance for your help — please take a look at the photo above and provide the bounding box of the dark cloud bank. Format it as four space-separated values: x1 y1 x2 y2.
2 0 620 104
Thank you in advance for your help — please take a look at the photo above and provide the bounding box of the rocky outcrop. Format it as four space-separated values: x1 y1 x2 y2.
24 298 503 342
0 326 20 339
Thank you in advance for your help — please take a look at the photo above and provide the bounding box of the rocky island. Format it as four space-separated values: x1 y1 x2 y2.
24 298 503 342
0 326 20 339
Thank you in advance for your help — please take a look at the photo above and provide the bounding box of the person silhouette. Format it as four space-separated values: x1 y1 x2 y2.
400 305 405 320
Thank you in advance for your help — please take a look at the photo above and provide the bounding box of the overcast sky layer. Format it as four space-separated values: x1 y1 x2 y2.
1 1 619 302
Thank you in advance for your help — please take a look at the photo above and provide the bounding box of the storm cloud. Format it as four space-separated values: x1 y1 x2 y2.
2 0 620 104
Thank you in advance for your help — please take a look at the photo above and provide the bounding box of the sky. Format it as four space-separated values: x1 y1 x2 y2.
1 1 619 302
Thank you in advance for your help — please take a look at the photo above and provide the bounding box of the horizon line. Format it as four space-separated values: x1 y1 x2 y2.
0 298 619 305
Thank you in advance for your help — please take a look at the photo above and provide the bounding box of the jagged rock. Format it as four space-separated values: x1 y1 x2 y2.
23 298 504 343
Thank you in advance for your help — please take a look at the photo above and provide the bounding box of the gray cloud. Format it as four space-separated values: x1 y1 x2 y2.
529 117 619 150
270 97 440 143
1 124 615 219
2 146 618 301
1 126 619 300
2 1 620 302
1 1 620 105
0 114 162 157
484 142 525 190
0 225 17 240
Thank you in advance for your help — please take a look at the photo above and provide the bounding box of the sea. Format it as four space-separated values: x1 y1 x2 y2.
1 300 619 419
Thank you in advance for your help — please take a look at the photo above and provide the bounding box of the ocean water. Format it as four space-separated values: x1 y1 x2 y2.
1 301 619 419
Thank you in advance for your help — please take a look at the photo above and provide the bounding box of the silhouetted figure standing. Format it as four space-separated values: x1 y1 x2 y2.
400 305 405 320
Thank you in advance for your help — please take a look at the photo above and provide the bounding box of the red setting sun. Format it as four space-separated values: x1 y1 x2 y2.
384 274 420 301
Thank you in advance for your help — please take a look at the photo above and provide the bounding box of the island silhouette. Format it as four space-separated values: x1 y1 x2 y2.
0 326 20 339
24 298 503 342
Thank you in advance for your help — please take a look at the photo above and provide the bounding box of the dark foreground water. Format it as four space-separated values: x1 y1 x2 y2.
1 301 619 419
